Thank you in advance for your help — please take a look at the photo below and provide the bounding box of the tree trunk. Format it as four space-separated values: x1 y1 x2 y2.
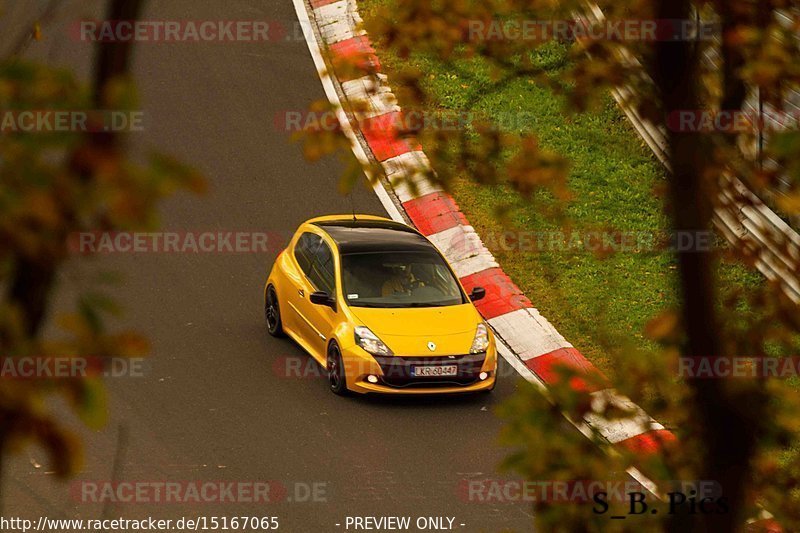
653 1 764 531
1 0 146 516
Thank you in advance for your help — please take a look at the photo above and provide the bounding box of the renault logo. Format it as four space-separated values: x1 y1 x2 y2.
427 341 436 352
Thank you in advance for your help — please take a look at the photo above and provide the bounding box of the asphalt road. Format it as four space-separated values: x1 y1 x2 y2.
4 1 534 530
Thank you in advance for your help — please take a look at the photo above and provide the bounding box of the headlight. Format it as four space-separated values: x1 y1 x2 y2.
470 323 490 354
354 326 393 356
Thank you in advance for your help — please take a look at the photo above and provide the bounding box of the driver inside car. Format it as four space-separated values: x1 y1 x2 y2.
381 264 425 297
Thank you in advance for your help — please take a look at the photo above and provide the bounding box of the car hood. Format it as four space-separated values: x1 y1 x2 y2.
350 304 482 356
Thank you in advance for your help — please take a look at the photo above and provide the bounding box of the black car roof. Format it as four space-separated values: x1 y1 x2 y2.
313 219 437 254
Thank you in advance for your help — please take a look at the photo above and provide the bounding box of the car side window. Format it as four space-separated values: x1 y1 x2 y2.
294 233 321 279
308 240 336 295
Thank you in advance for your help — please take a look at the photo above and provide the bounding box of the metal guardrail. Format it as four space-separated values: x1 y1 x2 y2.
582 3 800 303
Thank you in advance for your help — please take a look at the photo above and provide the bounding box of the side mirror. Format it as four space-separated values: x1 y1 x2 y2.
310 291 336 309
469 286 486 302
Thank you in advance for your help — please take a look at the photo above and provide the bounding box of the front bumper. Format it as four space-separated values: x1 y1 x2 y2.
341 343 498 394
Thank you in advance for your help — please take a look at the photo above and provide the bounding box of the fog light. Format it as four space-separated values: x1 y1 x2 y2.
367 375 379 384
479 372 489 381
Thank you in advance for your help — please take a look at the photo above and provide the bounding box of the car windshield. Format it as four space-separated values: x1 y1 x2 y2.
341 250 466 308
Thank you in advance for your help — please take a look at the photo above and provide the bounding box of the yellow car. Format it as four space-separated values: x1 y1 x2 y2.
264 215 497 395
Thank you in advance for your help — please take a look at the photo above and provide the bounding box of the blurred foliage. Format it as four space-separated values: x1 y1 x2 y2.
0 59 205 479
297 0 800 530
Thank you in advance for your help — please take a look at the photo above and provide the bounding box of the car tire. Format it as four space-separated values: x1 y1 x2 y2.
327 342 349 396
265 285 285 337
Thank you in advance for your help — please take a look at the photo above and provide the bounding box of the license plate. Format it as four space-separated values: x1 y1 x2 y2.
411 365 458 377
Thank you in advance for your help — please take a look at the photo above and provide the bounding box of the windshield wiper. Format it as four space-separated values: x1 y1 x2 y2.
350 301 455 308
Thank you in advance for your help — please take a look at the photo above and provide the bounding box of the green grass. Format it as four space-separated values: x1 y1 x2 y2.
359 0 762 378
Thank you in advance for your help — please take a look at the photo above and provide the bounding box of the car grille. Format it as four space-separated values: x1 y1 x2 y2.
371 353 486 388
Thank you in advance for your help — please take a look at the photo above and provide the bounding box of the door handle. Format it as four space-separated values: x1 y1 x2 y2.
298 289 304 297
